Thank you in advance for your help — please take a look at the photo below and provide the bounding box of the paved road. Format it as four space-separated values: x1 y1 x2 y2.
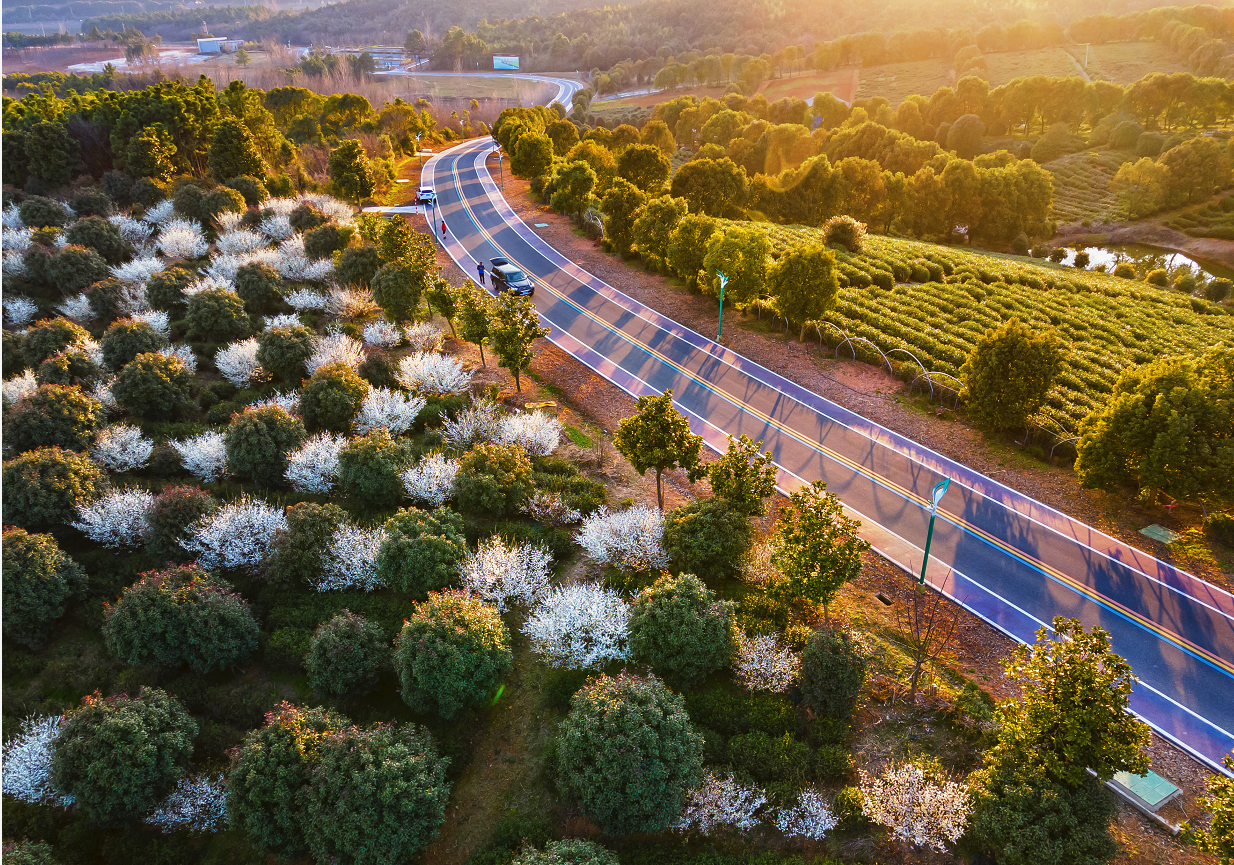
423 136 1234 775
374 69 586 108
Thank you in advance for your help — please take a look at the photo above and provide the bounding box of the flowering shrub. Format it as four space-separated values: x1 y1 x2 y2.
145 775 227 833
264 313 303 329
394 590 513 718
459 535 553 611
215 338 267 387
442 399 502 449
172 431 228 482
859 761 971 852
733 632 801 692
143 199 176 225
259 213 294 242
775 788 839 839
287 289 328 311
56 293 95 321
1 715 72 806
3 369 39 406
4 295 39 326
677 771 767 834
108 216 156 246
285 432 346 493
401 453 459 506
524 582 630 668
157 221 209 259
183 274 235 297
217 229 266 255
91 423 154 472
403 321 445 352
354 387 424 435
276 240 334 282
158 343 197 373
498 411 562 456
575 506 669 571
521 491 582 527
397 351 472 394
180 495 287 570
362 319 402 348
307 332 365 374
304 611 389 696
315 523 387 592
134 309 171 339
327 286 379 320
110 255 165 283
72 488 155 547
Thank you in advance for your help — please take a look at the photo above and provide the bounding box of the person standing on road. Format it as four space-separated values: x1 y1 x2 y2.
441 220 448 239
477 261 485 285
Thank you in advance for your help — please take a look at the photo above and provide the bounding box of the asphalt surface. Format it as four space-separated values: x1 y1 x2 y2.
425 135 1234 775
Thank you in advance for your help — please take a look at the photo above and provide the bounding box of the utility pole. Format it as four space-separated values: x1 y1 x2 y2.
918 478 951 585
716 272 728 340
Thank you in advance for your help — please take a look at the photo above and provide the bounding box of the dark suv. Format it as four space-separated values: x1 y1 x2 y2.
489 259 534 296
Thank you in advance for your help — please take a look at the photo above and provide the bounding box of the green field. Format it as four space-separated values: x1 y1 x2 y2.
734 222 1233 429
1166 194 1234 239
1045 149 1135 224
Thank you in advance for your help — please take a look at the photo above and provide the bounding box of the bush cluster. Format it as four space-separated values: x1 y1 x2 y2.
186 287 250 342
113 352 195 419
4 383 104 452
338 428 416 509
2 528 86 647
301 362 369 433
628 572 733 687
257 324 314 383
2 446 106 530
376 507 467 597
225 405 306 487
304 610 389 696
454 442 535 517
101 318 166 370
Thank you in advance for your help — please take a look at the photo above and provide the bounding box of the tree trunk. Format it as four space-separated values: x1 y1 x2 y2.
655 469 664 510
514 368 522 392
478 343 486 367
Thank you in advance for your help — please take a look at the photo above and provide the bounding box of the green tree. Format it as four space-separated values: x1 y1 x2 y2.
376 507 468 597
666 213 718 290
946 113 985 159
670 157 748 217
2 528 85 648
799 627 868 719
1193 756 1233 865
208 116 266 182
456 281 494 366
112 352 195 419
767 243 840 340
329 139 376 203
490 292 549 392
1160 136 1230 206
708 434 777 516
545 119 581 157
257 325 314 383
225 404 307 486
556 673 703 834
617 143 671 193
511 132 553 179
339 428 416 508
301 362 369 433
144 485 217 562
599 178 647 257
426 276 459 337
394 590 513 718
1109 157 1169 219
770 480 869 617
1075 347 1234 503
101 318 165 370
186 287 250 342
305 610 390 696
662 499 752 582
23 120 83 188
123 128 174 181
632 195 688 273
614 389 705 509
454 442 535 517
52 688 196 827
959 317 1064 431
549 160 597 215
4 383 104 453
629 571 734 685
565 139 617 190
702 225 770 308
22 319 88 368
265 502 345 586
2 447 105 530
235 262 284 314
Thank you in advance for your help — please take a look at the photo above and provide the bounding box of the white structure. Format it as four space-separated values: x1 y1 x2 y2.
197 37 242 54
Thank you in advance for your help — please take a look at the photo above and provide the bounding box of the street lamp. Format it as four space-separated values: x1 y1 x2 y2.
918 477 951 585
716 271 728 340
415 132 423 170
495 145 503 190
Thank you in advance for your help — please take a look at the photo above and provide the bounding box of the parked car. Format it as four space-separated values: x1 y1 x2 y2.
490 262 535 296
417 187 437 205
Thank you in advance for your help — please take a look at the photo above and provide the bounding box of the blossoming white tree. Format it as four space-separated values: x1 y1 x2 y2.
156 220 208 259
181 496 287 571
158 344 198 373
171 431 228 482
109 215 156 245
90 376 120 413
397 352 472 394
403 321 445 352
521 491 582 527
110 255 165 283
91 424 154 473
72 488 155 547
55 293 95 321
144 775 228 833
134 309 171 339
259 213 294 242
216 229 267 255
401 453 459 506
326 286 377 319
214 338 268 387
733 632 801 693
287 288 328 311
307 332 365 374
3 369 39 406
264 313 303 330
286 432 347 493
775 788 839 840
0 715 72 806
248 390 300 414
524 583 630 668
315 523 387 592
143 199 176 225
859 762 971 852
460 536 553 611
498 411 562 456
183 275 234 297
574 506 669 571
354 387 425 435
362 319 403 348
442 400 501 450
677 772 768 834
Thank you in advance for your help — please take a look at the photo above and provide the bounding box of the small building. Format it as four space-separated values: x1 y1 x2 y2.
197 37 243 54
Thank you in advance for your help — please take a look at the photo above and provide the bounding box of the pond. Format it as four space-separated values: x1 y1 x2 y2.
1056 243 1234 281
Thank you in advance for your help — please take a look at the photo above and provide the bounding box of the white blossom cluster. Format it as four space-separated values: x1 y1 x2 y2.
299 193 353 221
498 411 562 456
354 387 424 435
677 772 768 834
143 199 177 225
775 788 840 840
733 632 801 693
3 295 39 326
134 309 170 339
286 432 347 493
171 431 228 482
217 211 246 232
575 506 669 571
157 220 208 259
3 204 25 228
53 232 69 248
315 523 387 592
0 715 72 807
401 453 459 506
287 288 328 310
3 369 39 406
3 225 33 253
215 338 268 387
159 343 198 373
183 275 234 297
90 376 120 413
442 400 501 450
264 313 304 329
524 583 630 669
859 763 971 852
110 255 165 283
326 286 376 319
181 496 287 571
521 491 582 527
265 197 301 216
205 249 279 284
144 775 227 833
216 229 267 255
397 352 472 394
249 390 300 414
275 236 332 281
307 332 365 374
259 213 295 242
403 321 444 352
108 215 155 245
72 488 155 548
80 337 104 366
460 536 553 611
3 251 27 276
91 424 154 473
362 319 403 348
56 293 95 321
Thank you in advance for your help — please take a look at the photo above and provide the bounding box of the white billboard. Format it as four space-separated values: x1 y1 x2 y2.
493 54 520 70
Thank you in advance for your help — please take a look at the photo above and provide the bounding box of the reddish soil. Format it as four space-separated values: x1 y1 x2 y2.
594 85 730 110
760 67 860 104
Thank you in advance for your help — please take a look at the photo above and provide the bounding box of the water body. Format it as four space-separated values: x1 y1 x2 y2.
1059 243 1234 280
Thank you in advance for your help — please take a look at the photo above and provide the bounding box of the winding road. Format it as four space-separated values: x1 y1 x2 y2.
419 122 1233 775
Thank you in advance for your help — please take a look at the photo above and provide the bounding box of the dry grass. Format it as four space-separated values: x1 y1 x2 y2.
854 58 953 105
983 47 1083 85
760 67 859 103
1078 40 1190 84
593 84 729 110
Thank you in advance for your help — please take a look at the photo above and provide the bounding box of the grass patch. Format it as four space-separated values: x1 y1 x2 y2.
564 425 593 448
760 68 858 103
1045 148 1135 224
983 47 1082 85
1080 40 1190 84
854 58 951 106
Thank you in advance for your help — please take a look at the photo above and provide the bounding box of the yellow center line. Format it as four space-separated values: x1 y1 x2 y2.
446 146 1234 677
